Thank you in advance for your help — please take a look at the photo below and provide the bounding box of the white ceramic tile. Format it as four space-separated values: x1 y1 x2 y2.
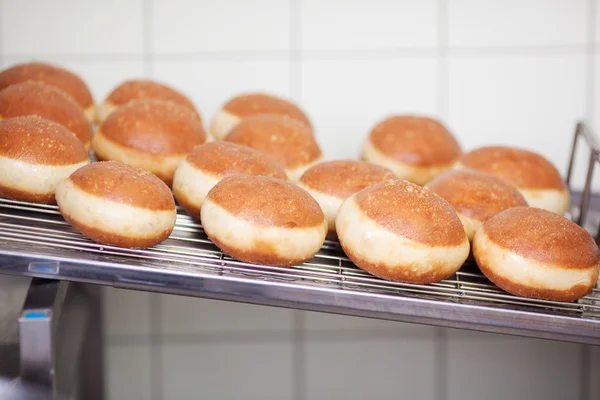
596 2 600 43
104 344 152 400
162 342 293 400
447 336 580 400
304 310 437 337
152 59 291 126
593 54 600 135
448 55 586 184
448 0 588 47
152 0 290 53
301 58 438 160
301 0 437 50
447 327 510 340
591 346 600 399
0 0 144 55
103 287 151 337
160 294 293 335
0 56 145 105
305 338 436 399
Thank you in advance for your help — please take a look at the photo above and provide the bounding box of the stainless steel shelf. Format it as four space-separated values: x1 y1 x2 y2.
1 198 600 345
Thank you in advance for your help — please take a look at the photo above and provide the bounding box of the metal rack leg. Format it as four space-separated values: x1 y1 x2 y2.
77 284 104 400
18 278 91 399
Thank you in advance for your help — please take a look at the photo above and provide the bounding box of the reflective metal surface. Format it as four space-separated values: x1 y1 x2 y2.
18 279 89 399
1 121 600 345
0 196 599 344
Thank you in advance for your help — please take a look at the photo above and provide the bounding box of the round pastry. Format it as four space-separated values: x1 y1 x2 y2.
92 99 207 186
362 115 461 185
298 160 397 234
336 180 470 284
0 116 89 203
201 175 327 267
55 161 176 249
0 81 93 149
210 92 311 140
457 146 570 215
98 79 199 122
425 169 528 241
473 207 599 301
173 141 287 219
0 61 96 122
224 114 323 181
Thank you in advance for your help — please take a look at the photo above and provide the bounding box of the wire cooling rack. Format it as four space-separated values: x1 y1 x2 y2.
1 196 600 344
1 121 600 344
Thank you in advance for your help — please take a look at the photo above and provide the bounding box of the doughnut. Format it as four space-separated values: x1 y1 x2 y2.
210 92 311 140
457 146 570 215
336 180 470 283
173 141 287 219
0 116 89 203
297 160 397 234
55 161 176 249
0 81 92 149
0 61 96 122
98 79 199 122
201 175 327 267
425 169 528 241
473 206 599 301
361 115 461 185
92 99 207 186
224 114 323 181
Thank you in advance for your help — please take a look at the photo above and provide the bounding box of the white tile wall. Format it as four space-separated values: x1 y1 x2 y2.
152 0 291 53
447 335 581 400
0 0 144 56
152 59 292 124
305 338 437 400
104 344 152 400
161 342 294 400
591 346 600 398
448 0 588 48
103 288 151 337
1 1 598 399
304 310 436 337
159 295 293 335
448 54 586 168
301 57 438 159
300 0 438 50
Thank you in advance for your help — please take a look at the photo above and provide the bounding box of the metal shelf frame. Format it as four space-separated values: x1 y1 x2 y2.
1 122 600 345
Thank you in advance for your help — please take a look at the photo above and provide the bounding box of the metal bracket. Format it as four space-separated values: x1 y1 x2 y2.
18 279 90 399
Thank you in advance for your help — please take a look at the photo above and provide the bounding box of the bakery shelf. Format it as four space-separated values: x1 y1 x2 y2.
1 197 600 345
2 121 600 345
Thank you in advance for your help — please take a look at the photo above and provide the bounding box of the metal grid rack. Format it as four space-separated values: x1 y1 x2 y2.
1 122 600 345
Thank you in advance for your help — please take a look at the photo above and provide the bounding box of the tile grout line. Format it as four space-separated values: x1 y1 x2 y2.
149 295 164 400
290 0 303 102
580 345 591 400
292 311 306 400
0 44 593 64
581 2 595 399
435 2 449 399
436 0 449 122
143 0 154 77
434 328 448 400
290 4 306 399
106 328 455 346
586 0 597 122
142 2 161 398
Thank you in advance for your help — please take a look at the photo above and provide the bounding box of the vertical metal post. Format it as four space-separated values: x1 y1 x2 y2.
77 284 105 400
578 149 597 227
566 122 583 187
18 279 67 391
